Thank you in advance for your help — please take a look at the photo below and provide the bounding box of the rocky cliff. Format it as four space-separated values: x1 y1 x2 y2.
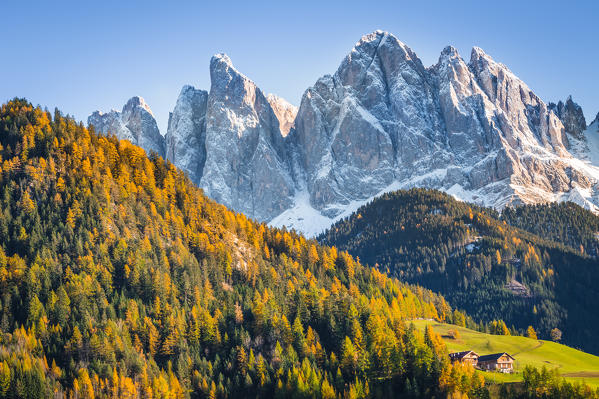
89 31 599 236
198 54 294 221
549 96 587 140
165 86 208 184
88 96 165 157
267 94 297 137
274 31 599 235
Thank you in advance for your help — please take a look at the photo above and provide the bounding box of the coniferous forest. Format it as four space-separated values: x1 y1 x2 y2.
501 202 599 257
1 99 598 398
0 99 494 398
320 189 599 355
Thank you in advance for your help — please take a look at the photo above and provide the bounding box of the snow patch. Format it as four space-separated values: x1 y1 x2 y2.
584 121 599 166
269 191 334 238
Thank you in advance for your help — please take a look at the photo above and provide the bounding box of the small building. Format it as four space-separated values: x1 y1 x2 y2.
477 352 515 373
449 351 479 366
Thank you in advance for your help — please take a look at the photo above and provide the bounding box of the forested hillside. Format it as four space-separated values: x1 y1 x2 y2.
320 189 599 355
0 99 487 398
501 202 599 257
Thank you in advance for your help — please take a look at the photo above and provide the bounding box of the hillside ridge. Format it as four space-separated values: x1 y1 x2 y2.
319 188 599 355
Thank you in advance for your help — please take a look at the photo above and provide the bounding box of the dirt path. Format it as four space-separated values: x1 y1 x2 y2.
561 372 599 378
512 340 543 356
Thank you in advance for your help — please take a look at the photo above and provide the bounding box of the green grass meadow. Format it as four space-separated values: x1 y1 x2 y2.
412 319 599 388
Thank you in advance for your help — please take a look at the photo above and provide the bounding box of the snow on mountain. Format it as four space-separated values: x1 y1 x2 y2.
88 96 165 157
278 31 599 234
582 119 599 167
90 31 599 237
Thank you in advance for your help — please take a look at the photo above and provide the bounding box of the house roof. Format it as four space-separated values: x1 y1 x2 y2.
449 351 478 360
477 352 514 362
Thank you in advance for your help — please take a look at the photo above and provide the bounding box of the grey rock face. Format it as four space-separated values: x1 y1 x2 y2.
91 31 599 235
200 54 294 221
266 94 297 137
293 31 443 215
88 96 165 157
162 55 296 221
468 47 568 156
285 31 595 225
464 46 585 199
88 109 122 139
548 96 587 140
165 86 209 184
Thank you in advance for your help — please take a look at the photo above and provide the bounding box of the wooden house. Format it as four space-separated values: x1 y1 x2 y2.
448 351 479 366
477 352 514 373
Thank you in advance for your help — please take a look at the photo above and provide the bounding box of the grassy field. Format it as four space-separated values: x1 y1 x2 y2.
411 319 599 388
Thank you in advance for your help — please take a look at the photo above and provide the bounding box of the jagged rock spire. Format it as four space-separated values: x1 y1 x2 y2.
88 96 165 157
548 96 587 140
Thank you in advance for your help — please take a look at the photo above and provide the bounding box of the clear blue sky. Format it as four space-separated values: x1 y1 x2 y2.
1 0 597 133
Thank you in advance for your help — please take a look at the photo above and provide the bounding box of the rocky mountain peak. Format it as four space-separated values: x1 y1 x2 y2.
209 53 244 86
276 33 599 235
435 45 470 78
202 51 294 221
341 30 424 83
211 52 234 68
468 46 509 76
91 32 599 236
180 85 201 97
89 109 114 119
88 96 165 157
469 46 491 61
468 44 569 156
290 29 446 223
123 96 153 116
468 46 506 99
209 53 265 117
353 30 387 47
352 30 414 58
468 45 517 95
162 53 296 221
165 85 209 183
549 96 587 140
440 45 460 59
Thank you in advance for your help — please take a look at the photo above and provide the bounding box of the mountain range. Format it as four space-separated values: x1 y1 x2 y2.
88 30 599 237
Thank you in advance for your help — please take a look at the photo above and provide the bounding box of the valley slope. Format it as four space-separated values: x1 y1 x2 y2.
319 188 599 355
